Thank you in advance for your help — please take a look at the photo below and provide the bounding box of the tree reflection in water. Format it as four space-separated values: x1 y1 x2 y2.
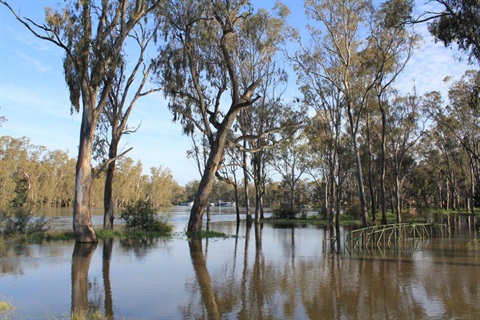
188 239 221 320
71 242 97 317
102 239 114 319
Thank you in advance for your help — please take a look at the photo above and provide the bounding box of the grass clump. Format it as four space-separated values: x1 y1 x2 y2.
69 308 111 320
120 200 173 234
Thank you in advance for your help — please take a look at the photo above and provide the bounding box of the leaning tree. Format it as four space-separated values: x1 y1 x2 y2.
1 0 161 242
157 0 290 231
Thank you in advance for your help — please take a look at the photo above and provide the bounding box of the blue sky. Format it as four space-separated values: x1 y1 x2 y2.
0 0 473 187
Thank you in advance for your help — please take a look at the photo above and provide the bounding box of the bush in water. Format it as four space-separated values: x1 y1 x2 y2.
120 200 173 233
0 207 51 237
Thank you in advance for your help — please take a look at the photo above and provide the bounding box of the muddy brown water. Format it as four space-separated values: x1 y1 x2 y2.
1 207 479 319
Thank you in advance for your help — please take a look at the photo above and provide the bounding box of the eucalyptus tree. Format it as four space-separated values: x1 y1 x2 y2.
387 91 427 222
299 71 346 226
235 58 299 223
146 166 179 208
112 157 146 207
92 16 164 229
424 117 468 210
217 146 243 223
157 0 290 231
270 130 309 210
295 0 378 227
429 71 480 212
41 149 76 207
1 0 162 242
360 0 420 224
412 0 480 65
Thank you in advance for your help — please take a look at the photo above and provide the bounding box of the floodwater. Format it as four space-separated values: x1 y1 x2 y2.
1 207 480 319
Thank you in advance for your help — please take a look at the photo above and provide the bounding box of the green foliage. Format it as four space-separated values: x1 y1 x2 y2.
120 200 173 234
69 308 110 320
0 300 16 320
271 207 302 220
427 0 480 64
0 207 51 237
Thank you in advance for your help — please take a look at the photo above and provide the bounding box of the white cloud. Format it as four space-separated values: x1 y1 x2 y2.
16 51 51 73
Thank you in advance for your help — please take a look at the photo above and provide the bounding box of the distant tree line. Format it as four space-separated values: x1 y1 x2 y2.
0 136 183 209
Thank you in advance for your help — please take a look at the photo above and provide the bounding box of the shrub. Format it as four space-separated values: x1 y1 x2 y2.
0 207 51 237
271 206 301 220
120 200 173 233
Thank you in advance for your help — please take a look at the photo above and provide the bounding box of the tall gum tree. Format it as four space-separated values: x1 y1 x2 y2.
1 0 161 242
93 19 163 230
157 0 290 232
361 0 420 224
296 0 378 227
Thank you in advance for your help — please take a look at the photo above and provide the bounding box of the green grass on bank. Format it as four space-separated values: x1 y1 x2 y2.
2 227 232 243
186 230 230 240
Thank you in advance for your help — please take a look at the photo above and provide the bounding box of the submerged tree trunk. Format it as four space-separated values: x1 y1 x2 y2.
73 106 98 243
243 149 253 225
188 152 221 231
353 133 369 228
103 138 118 230
189 119 235 231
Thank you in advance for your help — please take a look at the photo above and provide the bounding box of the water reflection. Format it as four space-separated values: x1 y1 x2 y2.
102 239 114 319
71 242 97 317
3 215 480 318
183 222 480 319
187 239 221 320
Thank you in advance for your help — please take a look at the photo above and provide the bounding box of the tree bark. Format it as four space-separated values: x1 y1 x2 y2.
73 106 98 243
380 111 388 225
103 140 118 229
188 119 235 231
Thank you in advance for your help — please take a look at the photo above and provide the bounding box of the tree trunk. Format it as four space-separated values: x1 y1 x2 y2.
103 161 115 230
353 135 369 228
73 108 98 243
380 111 388 225
395 172 402 223
188 121 233 231
188 153 220 231
234 183 241 224
103 134 119 230
366 114 377 223
243 149 253 225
